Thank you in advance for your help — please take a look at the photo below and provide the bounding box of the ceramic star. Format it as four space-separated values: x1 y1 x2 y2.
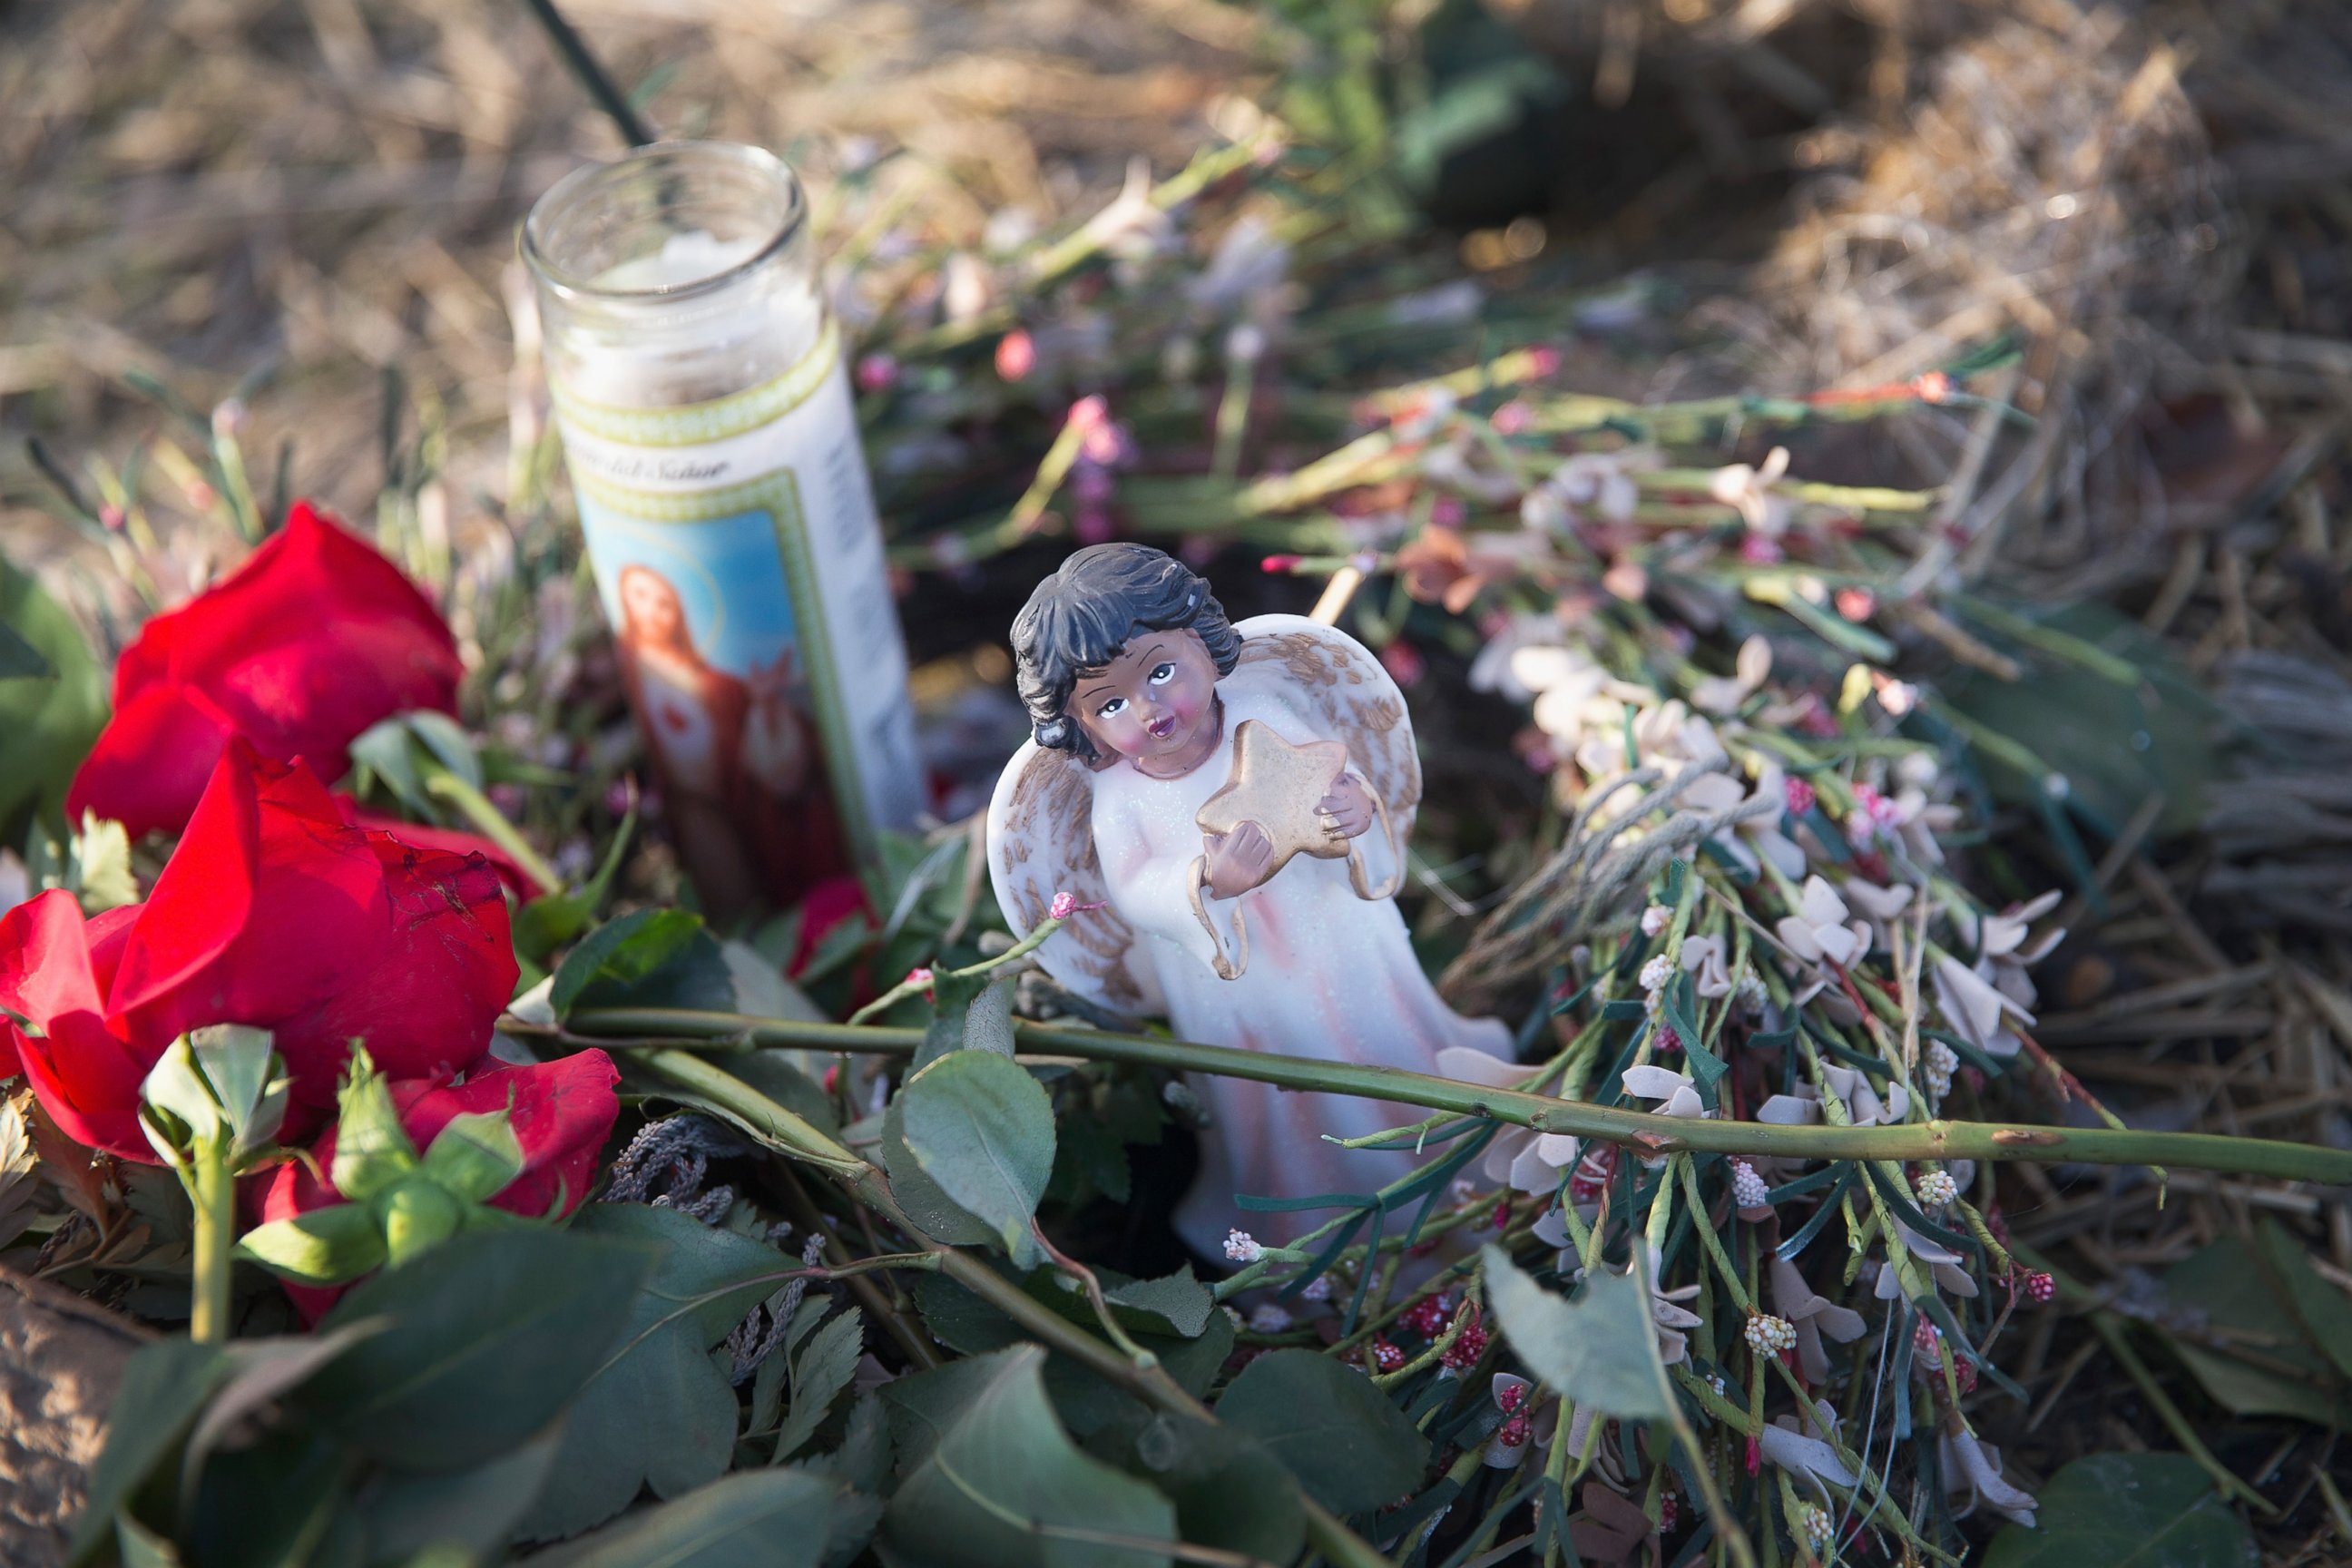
1194 720 1352 877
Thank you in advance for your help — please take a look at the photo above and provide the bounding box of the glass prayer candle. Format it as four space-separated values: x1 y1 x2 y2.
524 141 919 920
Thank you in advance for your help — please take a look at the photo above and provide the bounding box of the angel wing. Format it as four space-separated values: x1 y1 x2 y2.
985 612 1416 1018
1222 613 1422 845
986 741 1165 1019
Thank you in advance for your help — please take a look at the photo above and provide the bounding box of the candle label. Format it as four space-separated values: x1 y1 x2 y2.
551 318 921 915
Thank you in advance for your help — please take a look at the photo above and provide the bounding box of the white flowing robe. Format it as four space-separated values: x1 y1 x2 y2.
1088 683 1511 1256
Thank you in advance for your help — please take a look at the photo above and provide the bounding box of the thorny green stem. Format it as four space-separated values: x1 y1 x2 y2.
559 1008 2352 1185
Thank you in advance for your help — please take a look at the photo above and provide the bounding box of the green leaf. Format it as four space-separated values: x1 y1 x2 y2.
179 1322 386 1510
69 1339 231 1564
330 1053 420 1202
1024 1264 1214 1341
879 1100 997 1251
406 709 484 792
0 552 107 837
356 1425 567 1563
2161 1232 2343 1425
348 715 432 818
774 1308 867 1464
1102 1267 1214 1339
1483 1244 1673 1421
1981 1452 2257 1568
236 1203 390 1286
299 1229 652 1470
1214 1348 1426 1515
2254 1217 2352 1383
897 1051 1055 1261
903 1270 1233 1439
1130 1414 1306 1566
420 1108 526 1204
530 1468 836 1568
553 909 735 1018
514 808 638 965
70 811 141 914
517 1204 795 1542
915 975 1016 1070
0 614 52 678
1945 601 2218 838
881 1347 1176 1568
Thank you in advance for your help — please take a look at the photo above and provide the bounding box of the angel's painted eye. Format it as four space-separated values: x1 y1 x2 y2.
1149 662 1177 684
1097 696 1128 718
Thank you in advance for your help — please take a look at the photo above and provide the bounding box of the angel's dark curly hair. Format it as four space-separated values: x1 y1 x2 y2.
1011 544 1241 764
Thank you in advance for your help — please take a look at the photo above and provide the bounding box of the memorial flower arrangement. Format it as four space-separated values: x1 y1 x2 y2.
5 47 2347 1568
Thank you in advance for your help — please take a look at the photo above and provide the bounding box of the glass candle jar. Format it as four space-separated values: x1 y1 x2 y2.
524 142 919 920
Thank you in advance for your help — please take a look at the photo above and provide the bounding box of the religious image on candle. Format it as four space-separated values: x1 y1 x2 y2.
584 506 848 916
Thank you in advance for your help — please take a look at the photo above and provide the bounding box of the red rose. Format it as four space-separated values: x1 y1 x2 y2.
334 798 535 899
253 1049 622 1320
0 744 516 1158
68 502 463 839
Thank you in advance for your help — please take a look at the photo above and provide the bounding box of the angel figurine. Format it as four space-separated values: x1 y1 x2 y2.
988 544 1510 1259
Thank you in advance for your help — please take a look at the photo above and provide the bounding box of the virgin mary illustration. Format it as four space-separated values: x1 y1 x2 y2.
615 563 837 915
988 544 1510 1259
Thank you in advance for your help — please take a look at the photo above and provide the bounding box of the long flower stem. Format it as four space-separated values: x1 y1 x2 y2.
560 1007 2352 1185
186 1138 235 1345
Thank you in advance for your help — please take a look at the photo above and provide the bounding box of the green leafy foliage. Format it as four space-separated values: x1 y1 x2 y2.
1945 600 2219 838
553 908 737 1018
69 1339 232 1565
881 1347 1176 1567
0 550 107 838
513 808 636 965
519 1204 800 1542
1982 1453 2257 1568
1213 1348 1426 1515
2161 1231 2344 1425
2254 1217 2352 1383
531 1468 842 1568
878 1098 999 1250
773 1307 867 1465
299 1229 652 1470
895 1051 1056 1262
1482 1244 1673 1421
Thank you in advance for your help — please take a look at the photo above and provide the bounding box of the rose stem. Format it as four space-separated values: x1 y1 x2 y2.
547 1007 2352 1186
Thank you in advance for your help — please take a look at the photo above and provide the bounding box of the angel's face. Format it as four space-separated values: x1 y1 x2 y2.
1070 630 1222 772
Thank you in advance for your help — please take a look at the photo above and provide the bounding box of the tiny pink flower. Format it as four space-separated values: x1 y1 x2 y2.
1049 890 1078 921
995 329 1036 381
99 505 127 533
1739 534 1783 565
1492 399 1532 436
854 353 899 393
1784 777 1818 817
2024 1270 2055 1305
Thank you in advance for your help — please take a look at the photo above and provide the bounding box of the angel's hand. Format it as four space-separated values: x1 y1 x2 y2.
1204 820 1276 900
1316 775 1375 841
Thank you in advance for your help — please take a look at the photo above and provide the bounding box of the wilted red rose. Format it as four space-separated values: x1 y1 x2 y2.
0 744 517 1158
253 1049 622 1320
68 502 463 839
